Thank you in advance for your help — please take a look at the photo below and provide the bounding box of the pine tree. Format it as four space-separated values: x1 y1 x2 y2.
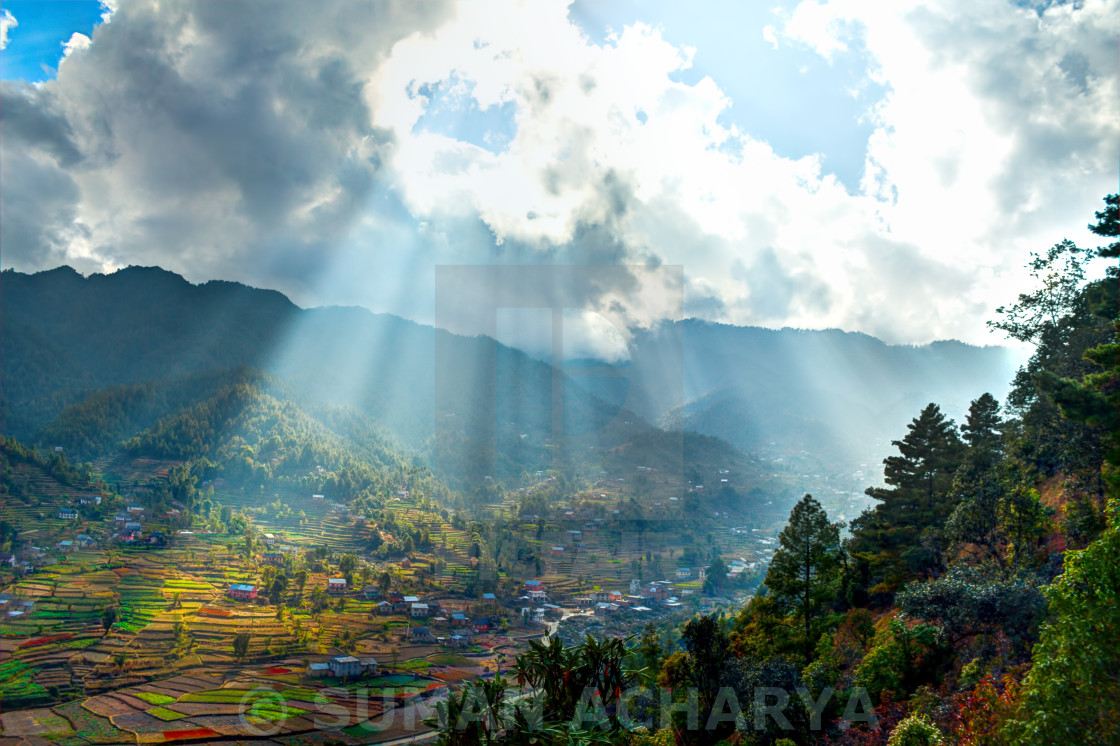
765 494 843 666
851 404 964 592
959 393 1003 465
946 394 1006 562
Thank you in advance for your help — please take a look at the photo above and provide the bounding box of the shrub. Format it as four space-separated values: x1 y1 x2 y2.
887 714 946 746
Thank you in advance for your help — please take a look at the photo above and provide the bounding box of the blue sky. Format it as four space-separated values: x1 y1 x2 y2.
0 1 104 82
1 0 1116 353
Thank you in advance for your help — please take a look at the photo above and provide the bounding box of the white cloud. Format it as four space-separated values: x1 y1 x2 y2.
0 9 17 50
99 1 118 23
1 0 1115 350
61 32 92 62
762 25 779 50
364 0 1116 344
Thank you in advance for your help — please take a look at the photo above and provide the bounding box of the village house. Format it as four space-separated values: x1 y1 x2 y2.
308 662 331 678
57 540 75 553
228 583 259 601
376 601 394 615
451 613 469 626
524 579 544 592
329 655 363 678
127 504 144 514
327 578 347 595
262 552 284 566
528 588 547 605
676 567 692 579
263 533 276 545
58 508 78 520
472 618 491 634
77 496 101 506
448 633 470 648
411 626 436 643
361 586 380 600
410 603 429 619
76 534 95 548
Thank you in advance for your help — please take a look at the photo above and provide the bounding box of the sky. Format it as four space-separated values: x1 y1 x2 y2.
1 0 1116 360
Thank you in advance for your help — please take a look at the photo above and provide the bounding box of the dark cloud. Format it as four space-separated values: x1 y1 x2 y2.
0 85 83 166
0 0 453 286
0 149 82 269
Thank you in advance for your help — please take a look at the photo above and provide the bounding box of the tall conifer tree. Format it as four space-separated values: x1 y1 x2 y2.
765 494 843 665
851 403 964 592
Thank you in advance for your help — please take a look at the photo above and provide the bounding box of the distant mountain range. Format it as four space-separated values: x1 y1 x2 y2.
614 320 1018 469
1 265 1020 486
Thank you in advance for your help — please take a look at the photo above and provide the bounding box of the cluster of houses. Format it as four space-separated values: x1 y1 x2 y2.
0 594 35 619
571 579 688 616
52 494 187 550
6 546 49 575
56 534 96 553
225 578 503 647
406 614 494 647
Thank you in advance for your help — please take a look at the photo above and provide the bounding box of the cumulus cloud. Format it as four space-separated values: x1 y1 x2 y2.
367 0 1117 344
778 0 1119 273
0 9 16 50
1 0 1116 352
0 8 15 50
60 32 92 62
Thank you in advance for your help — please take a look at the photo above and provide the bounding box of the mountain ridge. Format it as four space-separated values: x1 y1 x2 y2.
2 265 1020 478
